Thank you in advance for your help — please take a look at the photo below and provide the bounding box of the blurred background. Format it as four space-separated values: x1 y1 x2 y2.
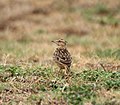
0 1 120 104
0 0 120 66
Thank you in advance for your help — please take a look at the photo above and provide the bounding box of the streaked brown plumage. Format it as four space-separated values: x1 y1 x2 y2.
52 39 72 74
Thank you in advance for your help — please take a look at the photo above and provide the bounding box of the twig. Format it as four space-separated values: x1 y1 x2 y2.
99 63 106 71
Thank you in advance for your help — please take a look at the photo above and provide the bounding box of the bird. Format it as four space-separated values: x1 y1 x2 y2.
52 39 72 75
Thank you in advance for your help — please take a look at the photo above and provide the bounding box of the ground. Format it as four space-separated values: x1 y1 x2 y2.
0 0 120 105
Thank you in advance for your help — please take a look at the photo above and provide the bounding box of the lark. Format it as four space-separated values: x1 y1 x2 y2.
52 39 72 75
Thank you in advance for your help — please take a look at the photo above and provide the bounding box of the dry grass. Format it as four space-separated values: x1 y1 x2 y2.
0 0 120 104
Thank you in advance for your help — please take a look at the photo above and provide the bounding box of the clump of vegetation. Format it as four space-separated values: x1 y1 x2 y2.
1 64 120 104
64 84 96 105
80 69 120 90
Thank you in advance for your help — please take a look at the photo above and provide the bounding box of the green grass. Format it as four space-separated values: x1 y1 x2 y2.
82 48 120 60
82 3 120 25
0 65 120 104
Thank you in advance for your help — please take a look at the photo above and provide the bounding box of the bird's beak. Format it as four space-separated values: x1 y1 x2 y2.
52 40 58 45
51 40 55 43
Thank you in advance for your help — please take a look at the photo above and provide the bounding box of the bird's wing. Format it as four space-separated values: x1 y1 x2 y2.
53 48 72 66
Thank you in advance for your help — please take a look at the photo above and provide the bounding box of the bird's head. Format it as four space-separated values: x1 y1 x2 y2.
52 39 67 47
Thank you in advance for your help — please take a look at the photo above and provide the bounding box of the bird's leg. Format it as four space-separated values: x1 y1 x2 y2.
64 66 68 75
64 66 72 85
64 66 70 75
